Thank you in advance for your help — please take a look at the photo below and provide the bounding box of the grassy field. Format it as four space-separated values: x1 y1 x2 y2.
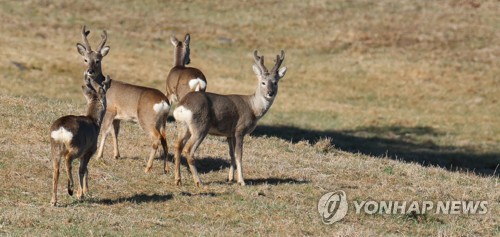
0 0 498 236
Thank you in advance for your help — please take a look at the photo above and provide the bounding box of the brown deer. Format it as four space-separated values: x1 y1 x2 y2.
50 76 110 206
76 26 170 173
173 50 287 187
165 34 207 104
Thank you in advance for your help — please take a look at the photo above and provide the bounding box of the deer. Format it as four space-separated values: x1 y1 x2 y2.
165 34 207 105
50 76 110 206
76 25 170 173
172 50 287 187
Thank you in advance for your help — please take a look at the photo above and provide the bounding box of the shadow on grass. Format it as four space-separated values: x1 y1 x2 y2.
178 156 231 174
179 191 219 197
253 125 500 177
94 193 174 205
178 157 309 185
245 178 310 186
122 156 142 161
209 177 309 186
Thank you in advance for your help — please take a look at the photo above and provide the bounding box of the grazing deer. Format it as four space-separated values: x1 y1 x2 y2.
76 25 170 173
173 50 287 187
50 76 110 206
165 34 207 104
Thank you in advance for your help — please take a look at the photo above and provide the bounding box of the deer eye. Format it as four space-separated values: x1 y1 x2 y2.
261 81 266 86
84 59 88 63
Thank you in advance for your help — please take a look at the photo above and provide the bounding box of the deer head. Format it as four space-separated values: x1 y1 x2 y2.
82 75 111 126
170 34 191 66
76 25 110 80
252 50 287 100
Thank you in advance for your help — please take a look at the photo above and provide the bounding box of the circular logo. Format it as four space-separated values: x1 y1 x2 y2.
317 190 348 224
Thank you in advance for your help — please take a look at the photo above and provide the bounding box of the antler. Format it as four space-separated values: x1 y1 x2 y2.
96 30 107 52
270 50 285 74
81 25 91 52
253 50 268 74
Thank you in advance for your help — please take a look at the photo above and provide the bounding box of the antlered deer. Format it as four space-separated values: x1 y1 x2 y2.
173 50 287 187
76 26 170 173
50 76 110 206
165 34 207 104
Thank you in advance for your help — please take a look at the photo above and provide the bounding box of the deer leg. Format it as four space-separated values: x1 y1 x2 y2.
96 128 110 160
51 147 61 206
183 128 208 188
111 120 121 159
145 130 161 173
77 156 89 200
65 155 74 196
234 135 245 186
227 137 236 182
96 112 115 160
82 153 92 195
83 166 89 195
174 122 190 186
160 130 169 174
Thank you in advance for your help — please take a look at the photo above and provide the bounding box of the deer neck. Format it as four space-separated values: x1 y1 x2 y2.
89 73 105 84
250 85 275 119
85 72 107 90
86 100 105 127
173 47 185 67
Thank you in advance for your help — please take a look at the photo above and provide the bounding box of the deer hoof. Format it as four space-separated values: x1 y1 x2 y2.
144 167 152 173
175 179 181 186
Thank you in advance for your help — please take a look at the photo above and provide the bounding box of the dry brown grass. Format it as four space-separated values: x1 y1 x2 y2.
0 0 499 236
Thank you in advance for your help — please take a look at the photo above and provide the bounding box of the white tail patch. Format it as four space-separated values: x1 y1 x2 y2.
153 101 170 114
173 106 193 122
51 127 73 143
188 78 207 92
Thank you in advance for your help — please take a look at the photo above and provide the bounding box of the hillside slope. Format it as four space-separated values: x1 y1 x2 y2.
0 0 498 235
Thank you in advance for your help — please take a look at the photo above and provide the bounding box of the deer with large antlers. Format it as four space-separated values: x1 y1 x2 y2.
166 34 207 104
50 76 110 206
76 26 170 173
173 50 287 187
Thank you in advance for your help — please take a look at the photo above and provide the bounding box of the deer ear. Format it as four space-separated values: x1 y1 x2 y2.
252 65 263 77
81 85 93 99
83 73 91 85
278 67 287 79
184 34 190 45
103 75 112 91
170 35 179 46
100 46 110 57
76 43 86 56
